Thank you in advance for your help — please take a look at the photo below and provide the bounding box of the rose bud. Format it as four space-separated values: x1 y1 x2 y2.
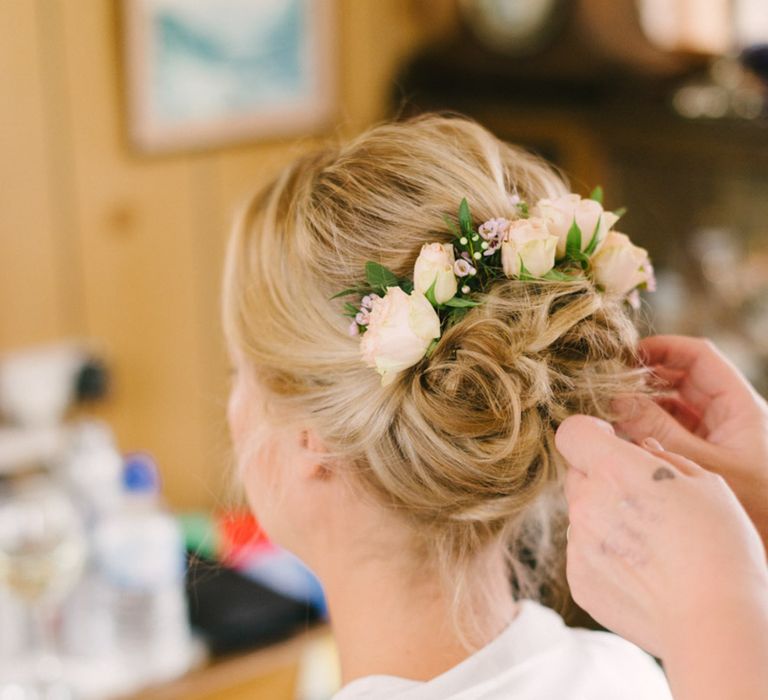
591 231 654 297
500 218 558 278
534 194 619 258
413 243 458 304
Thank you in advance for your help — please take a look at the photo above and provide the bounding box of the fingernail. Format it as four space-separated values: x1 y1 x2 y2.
590 417 615 435
642 437 664 452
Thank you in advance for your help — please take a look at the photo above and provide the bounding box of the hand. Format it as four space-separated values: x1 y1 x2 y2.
556 415 767 659
613 335 768 547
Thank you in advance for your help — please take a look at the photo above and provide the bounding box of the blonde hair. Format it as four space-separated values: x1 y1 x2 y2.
223 115 646 606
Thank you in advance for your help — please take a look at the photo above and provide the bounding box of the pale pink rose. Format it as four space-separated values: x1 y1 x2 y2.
591 231 654 297
413 243 458 304
533 194 620 258
360 287 441 386
500 217 558 278
640 259 656 292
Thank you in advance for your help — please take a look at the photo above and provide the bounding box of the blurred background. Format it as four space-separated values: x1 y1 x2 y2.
1 1 766 699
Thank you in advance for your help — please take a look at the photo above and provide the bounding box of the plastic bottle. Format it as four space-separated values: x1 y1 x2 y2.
91 453 193 691
0 587 24 661
59 421 123 524
58 421 131 697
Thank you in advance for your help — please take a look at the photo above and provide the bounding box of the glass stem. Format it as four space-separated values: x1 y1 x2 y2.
29 601 63 683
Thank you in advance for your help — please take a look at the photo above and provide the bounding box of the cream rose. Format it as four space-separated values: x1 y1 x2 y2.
534 194 620 258
500 217 558 278
360 287 441 386
413 242 458 304
591 231 654 297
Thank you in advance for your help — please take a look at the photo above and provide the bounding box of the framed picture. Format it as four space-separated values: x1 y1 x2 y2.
122 0 336 153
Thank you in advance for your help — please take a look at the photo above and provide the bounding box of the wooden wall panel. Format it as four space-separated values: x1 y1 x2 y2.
52 0 217 507
0 0 81 350
1 0 455 509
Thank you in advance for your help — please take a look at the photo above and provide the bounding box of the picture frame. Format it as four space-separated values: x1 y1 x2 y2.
122 0 336 153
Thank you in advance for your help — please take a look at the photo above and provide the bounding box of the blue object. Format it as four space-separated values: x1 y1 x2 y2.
240 549 328 619
123 452 160 494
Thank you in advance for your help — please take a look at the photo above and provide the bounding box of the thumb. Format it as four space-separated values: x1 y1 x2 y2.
613 394 716 468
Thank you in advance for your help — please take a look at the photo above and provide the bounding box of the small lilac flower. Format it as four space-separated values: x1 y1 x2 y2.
361 294 375 310
355 310 370 326
483 237 503 256
348 320 360 337
454 259 475 277
461 285 471 294
478 218 510 242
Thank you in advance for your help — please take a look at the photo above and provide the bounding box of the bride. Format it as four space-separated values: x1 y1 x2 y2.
222 114 671 699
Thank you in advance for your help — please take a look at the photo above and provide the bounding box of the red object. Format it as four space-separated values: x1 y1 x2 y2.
218 512 274 567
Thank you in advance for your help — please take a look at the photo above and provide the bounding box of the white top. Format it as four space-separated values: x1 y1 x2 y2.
333 600 673 700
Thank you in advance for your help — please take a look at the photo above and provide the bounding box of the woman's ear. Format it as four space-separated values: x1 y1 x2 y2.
299 428 333 480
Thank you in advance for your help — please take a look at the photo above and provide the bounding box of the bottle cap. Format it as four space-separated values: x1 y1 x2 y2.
123 452 160 494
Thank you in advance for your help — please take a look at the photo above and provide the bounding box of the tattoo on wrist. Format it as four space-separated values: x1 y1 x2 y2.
652 466 676 481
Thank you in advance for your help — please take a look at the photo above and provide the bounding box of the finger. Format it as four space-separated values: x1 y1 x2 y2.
639 335 755 407
646 364 686 388
564 466 587 504
613 394 717 468
655 395 703 435
640 445 705 478
647 365 711 411
556 414 664 481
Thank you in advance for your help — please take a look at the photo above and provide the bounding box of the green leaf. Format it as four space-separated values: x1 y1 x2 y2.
590 186 604 204
399 278 414 294
458 198 474 238
565 219 583 257
365 261 399 291
425 338 439 358
517 258 536 281
424 279 439 307
614 207 627 219
443 297 480 308
516 201 530 218
343 302 360 315
330 286 368 300
443 214 462 240
542 269 579 282
575 251 591 269
447 306 470 325
583 215 602 256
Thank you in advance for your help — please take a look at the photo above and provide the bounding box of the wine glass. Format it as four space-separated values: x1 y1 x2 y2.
0 477 86 699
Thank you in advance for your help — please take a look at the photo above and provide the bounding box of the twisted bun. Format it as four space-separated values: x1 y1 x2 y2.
223 115 648 599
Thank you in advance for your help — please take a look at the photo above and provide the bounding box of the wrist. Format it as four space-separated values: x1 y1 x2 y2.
660 572 768 658
659 592 768 700
659 586 768 659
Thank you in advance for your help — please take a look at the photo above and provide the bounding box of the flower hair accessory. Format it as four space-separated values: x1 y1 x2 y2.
333 188 655 386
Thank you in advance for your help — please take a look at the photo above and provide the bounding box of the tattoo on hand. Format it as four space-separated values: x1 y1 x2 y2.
652 466 675 481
